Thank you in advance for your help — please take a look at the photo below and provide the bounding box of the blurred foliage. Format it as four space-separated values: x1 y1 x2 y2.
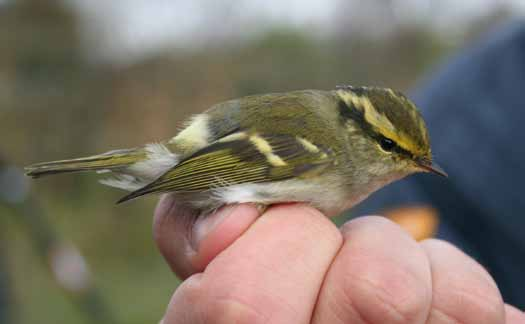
0 0 513 323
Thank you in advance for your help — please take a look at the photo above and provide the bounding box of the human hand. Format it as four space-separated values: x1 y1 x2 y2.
154 195 525 323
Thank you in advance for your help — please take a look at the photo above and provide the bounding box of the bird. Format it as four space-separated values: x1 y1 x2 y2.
26 85 446 219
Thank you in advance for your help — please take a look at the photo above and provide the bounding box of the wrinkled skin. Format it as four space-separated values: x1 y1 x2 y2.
153 195 524 324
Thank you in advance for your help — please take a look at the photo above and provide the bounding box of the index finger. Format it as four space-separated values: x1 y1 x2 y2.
164 204 343 324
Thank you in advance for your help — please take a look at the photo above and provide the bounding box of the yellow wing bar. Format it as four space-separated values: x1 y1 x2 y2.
117 133 334 203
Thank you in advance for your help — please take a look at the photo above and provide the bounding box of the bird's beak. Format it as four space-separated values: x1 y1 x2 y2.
416 159 448 178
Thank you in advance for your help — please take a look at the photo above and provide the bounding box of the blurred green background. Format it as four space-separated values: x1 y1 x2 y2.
0 0 523 323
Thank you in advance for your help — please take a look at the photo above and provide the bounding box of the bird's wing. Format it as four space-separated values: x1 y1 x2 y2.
117 132 334 203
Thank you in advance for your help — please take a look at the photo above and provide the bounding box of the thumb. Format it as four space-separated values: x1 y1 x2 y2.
153 195 260 278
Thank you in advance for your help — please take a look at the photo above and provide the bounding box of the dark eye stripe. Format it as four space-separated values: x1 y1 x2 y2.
338 98 415 159
376 134 413 157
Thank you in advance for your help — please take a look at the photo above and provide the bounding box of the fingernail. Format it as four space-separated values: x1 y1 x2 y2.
190 205 237 251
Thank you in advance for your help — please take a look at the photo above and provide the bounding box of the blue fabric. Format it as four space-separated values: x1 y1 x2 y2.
356 21 525 308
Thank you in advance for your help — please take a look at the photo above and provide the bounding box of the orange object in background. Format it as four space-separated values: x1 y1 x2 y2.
384 205 440 241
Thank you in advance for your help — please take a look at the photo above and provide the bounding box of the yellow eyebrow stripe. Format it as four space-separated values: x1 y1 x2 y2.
337 90 420 155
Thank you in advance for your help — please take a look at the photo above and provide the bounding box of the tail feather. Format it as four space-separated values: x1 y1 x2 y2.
25 149 145 178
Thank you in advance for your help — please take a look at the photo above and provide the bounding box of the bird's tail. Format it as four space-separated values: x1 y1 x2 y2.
25 149 146 178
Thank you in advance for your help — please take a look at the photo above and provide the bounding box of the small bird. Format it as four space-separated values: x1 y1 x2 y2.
26 86 446 218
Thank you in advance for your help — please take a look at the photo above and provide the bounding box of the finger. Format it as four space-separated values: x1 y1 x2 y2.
165 203 343 324
505 304 525 324
312 216 432 324
153 194 260 278
421 239 506 324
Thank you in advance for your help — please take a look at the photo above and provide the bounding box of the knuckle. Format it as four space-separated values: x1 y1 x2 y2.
203 297 270 324
422 239 505 324
192 279 276 324
175 276 301 324
300 207 342 245
433 280 505 324
339 262 430 324
274 203 342 247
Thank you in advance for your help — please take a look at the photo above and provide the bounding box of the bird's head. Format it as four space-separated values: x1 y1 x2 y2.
335 85 446 184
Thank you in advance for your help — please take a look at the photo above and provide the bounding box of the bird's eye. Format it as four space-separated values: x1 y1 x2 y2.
379 136 396 152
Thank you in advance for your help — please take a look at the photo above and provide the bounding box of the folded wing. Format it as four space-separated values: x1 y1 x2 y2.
117 132 334 203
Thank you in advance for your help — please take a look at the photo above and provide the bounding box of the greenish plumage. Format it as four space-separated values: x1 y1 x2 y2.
26 86 445 217
118 133 334 203
25 148 145 178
